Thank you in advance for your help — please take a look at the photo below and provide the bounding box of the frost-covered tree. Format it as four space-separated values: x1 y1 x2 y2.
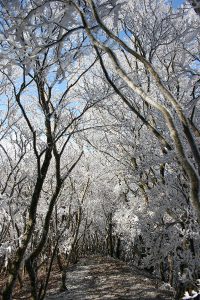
0 1 200 299
189 0 200 14
0 28 98 299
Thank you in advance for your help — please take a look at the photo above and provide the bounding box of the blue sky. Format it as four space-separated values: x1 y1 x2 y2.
171 0 184 7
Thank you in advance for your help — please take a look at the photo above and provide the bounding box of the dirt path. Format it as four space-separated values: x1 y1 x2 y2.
45 256 174 300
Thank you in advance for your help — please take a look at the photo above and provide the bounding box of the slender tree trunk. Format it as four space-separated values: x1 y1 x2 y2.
2 149 52 300
25 184 62 299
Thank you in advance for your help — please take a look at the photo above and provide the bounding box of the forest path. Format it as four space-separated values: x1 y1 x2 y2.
45 256 174 300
